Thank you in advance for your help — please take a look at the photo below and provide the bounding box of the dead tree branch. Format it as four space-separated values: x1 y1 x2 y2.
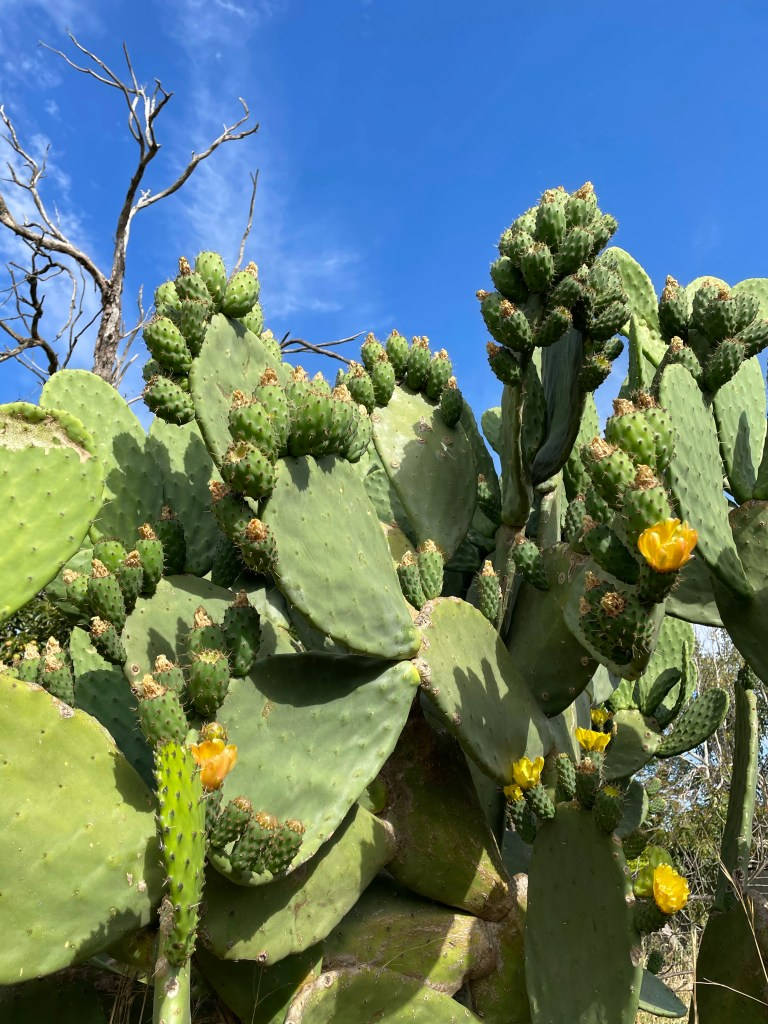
280 331 365 366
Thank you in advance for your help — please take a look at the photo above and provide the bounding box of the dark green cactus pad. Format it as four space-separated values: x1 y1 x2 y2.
665 554 722 627
196 945 323 1024
525 804 643 1024
564 394 599 499
713 357 766 503
637 970 687 1018
531 328 585 485
615 779 649 838
283 965 481 1023
659 364 750 594
380 716 514 920
148 418 222 576
209 654 417 881
480 406 502 455
0 673 162 982
655 687 729 757
635 615 693 717
324 879 496 994
372 386 476 560
202 804 395 962
0 402 104 621
188 313 282 465
604 709 661 780
41 370 163 543
416 597 551 784
262 455 420 658
548 690 592 762
358 446 414 540
604 246 659 333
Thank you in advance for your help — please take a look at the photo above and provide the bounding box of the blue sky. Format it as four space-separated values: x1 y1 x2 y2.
1 0 767 427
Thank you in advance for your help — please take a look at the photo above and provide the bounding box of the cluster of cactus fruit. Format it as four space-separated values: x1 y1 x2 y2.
1 179 767 1024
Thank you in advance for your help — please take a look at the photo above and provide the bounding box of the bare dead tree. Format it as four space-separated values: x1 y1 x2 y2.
280 330 365 366
0 33 259 383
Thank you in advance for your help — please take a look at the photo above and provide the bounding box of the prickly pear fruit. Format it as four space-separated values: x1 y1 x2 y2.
370 355 396 407
187 649 230 718
136 525 164 596
154 507 187 576
38 637 74 703
345 362 376 413
582 520 640 584
360 333 386 371
537 305 572 347
221 441 276 500
490 255 527 301
209 796 253 849
13 642 40 682
658 276 690 342
520 241 555 293
535 189 567 249
343 406 372 463
228 391 276 457
267 819 305 875
511 536 548 590
143 317 193 375
115 550 144 613
87 560 126 632
175 256 213 304
153 654 186 697
194 251 227 305
605 396 674 473
220 264 259 318
525 782 556 820
416 540 444 600
229 810 279 875
237 518 278 575
385 330 409 379
397 551 426 609
89 616 126 665
439 377 464 427
254 369 291 454
405 336 432 389
582 438 636 508
144 375 195 425
210 482 252 541
186 607 228 659
478 292 532 351
62 569 90 614
475 560 501 625
222 591 261 678
177 298 211 357
575 757 600 809
424 349 453 401
621 466 673 543
622 829 649 861
594 784 625 834
154 280 181 320
486 342 522 386
136 674 188 746
556 753 576 801
702 337 746 392
92 539 128 573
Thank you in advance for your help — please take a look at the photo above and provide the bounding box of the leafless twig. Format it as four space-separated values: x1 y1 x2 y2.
234 171 259 272
281 331 364 366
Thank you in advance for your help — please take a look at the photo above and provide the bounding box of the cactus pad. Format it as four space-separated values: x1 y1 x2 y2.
713 357 766 502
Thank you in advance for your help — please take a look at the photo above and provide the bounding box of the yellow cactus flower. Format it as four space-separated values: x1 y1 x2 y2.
637 519 698 573
575 727 612 752
189 738 238 790
511 756 544 791
590 708 612 727
652 863 689 914
504 782 524 802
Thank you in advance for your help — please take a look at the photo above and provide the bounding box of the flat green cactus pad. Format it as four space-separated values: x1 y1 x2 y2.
416 597 551 784
0 402 104 621
189 314 282 465
283 965 482 1023
196 945 323 1024
380 717 514 920
0 674 162 982
469 890 529 1024
262 455 420 658
659 364 750 595
605 247 659 335
665 555 722 627
148 417 223 575
604 709 660 780
713 357 766 503
635 615 693 717
70 626 154 788
324 879 495 994
481 407 502 455
358 446 414 540
210 654 418 880
40 370 162 543
202 804 395 963
372 385 476 560
532 328 584 485
638 970 687 1018
548 691 592 762
525 804 643 1024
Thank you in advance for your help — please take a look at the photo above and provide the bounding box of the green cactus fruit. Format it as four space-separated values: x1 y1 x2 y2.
655 687 729 758
424 349 453 401
582 520 640 584
737 314 768 357
634 899 667 935
143 316 193 376
62 569 90 613
594 784 625 834
689 280 720 346
589 297 629 342
154 280 181 320
221 441 276 500
622 829 649 861
556 753 576 801
645 777 662 796
239 304 264 336
578 574 655 666
177 298 211 357
154 507 187 575
511 536 548 590
252 369 290 454
344 362 376 412
417 540 444 601
485 343 522 386
648 795 667 816
475 560 501 625
405 335 432 390
188 649 230 718
646 950 664 975
221 264 260 318
204 787 223 833
194 251 227 306
227 391 276 457
703 337 747 392
385 330 410 379
397 551 426 609
500 226 534 266
653 336 702 389
489 255 527 301
360 333 386 371
311 371 331 397
551 270 590 315
563 497 587 549
136 524 164 595
520 241 555 293
439 377 464 427
222 591 261 678
555 226 593 276
113 550 143 614
13 642 41 682
591 212 618 253
328 385 356 453
582 437 638 508
621 466 673 543
87 559 127 632
209 796 253 849
605 395 675 472
154 741 205 967
369 354 396 407
345 404 373 463
477 473 501 522
658 276 690 341
210 532 245 587
210 481 252 540
565 182 598 226
38 637 74 703
535 189 568 249
518 800 538 843
478 292 533 351
525 782 556 820
153 654 186 696
92 539 128 573
266 819 306 875
175 256 213 304
585 483 612 524
229 810 279 875
578 352 613 391
186 606 229 659
136 675 188 746
237 518 278 575
575 757 601 809
705 289 759 343
89 616 126 665
536 305 572 348
144 375 195 425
